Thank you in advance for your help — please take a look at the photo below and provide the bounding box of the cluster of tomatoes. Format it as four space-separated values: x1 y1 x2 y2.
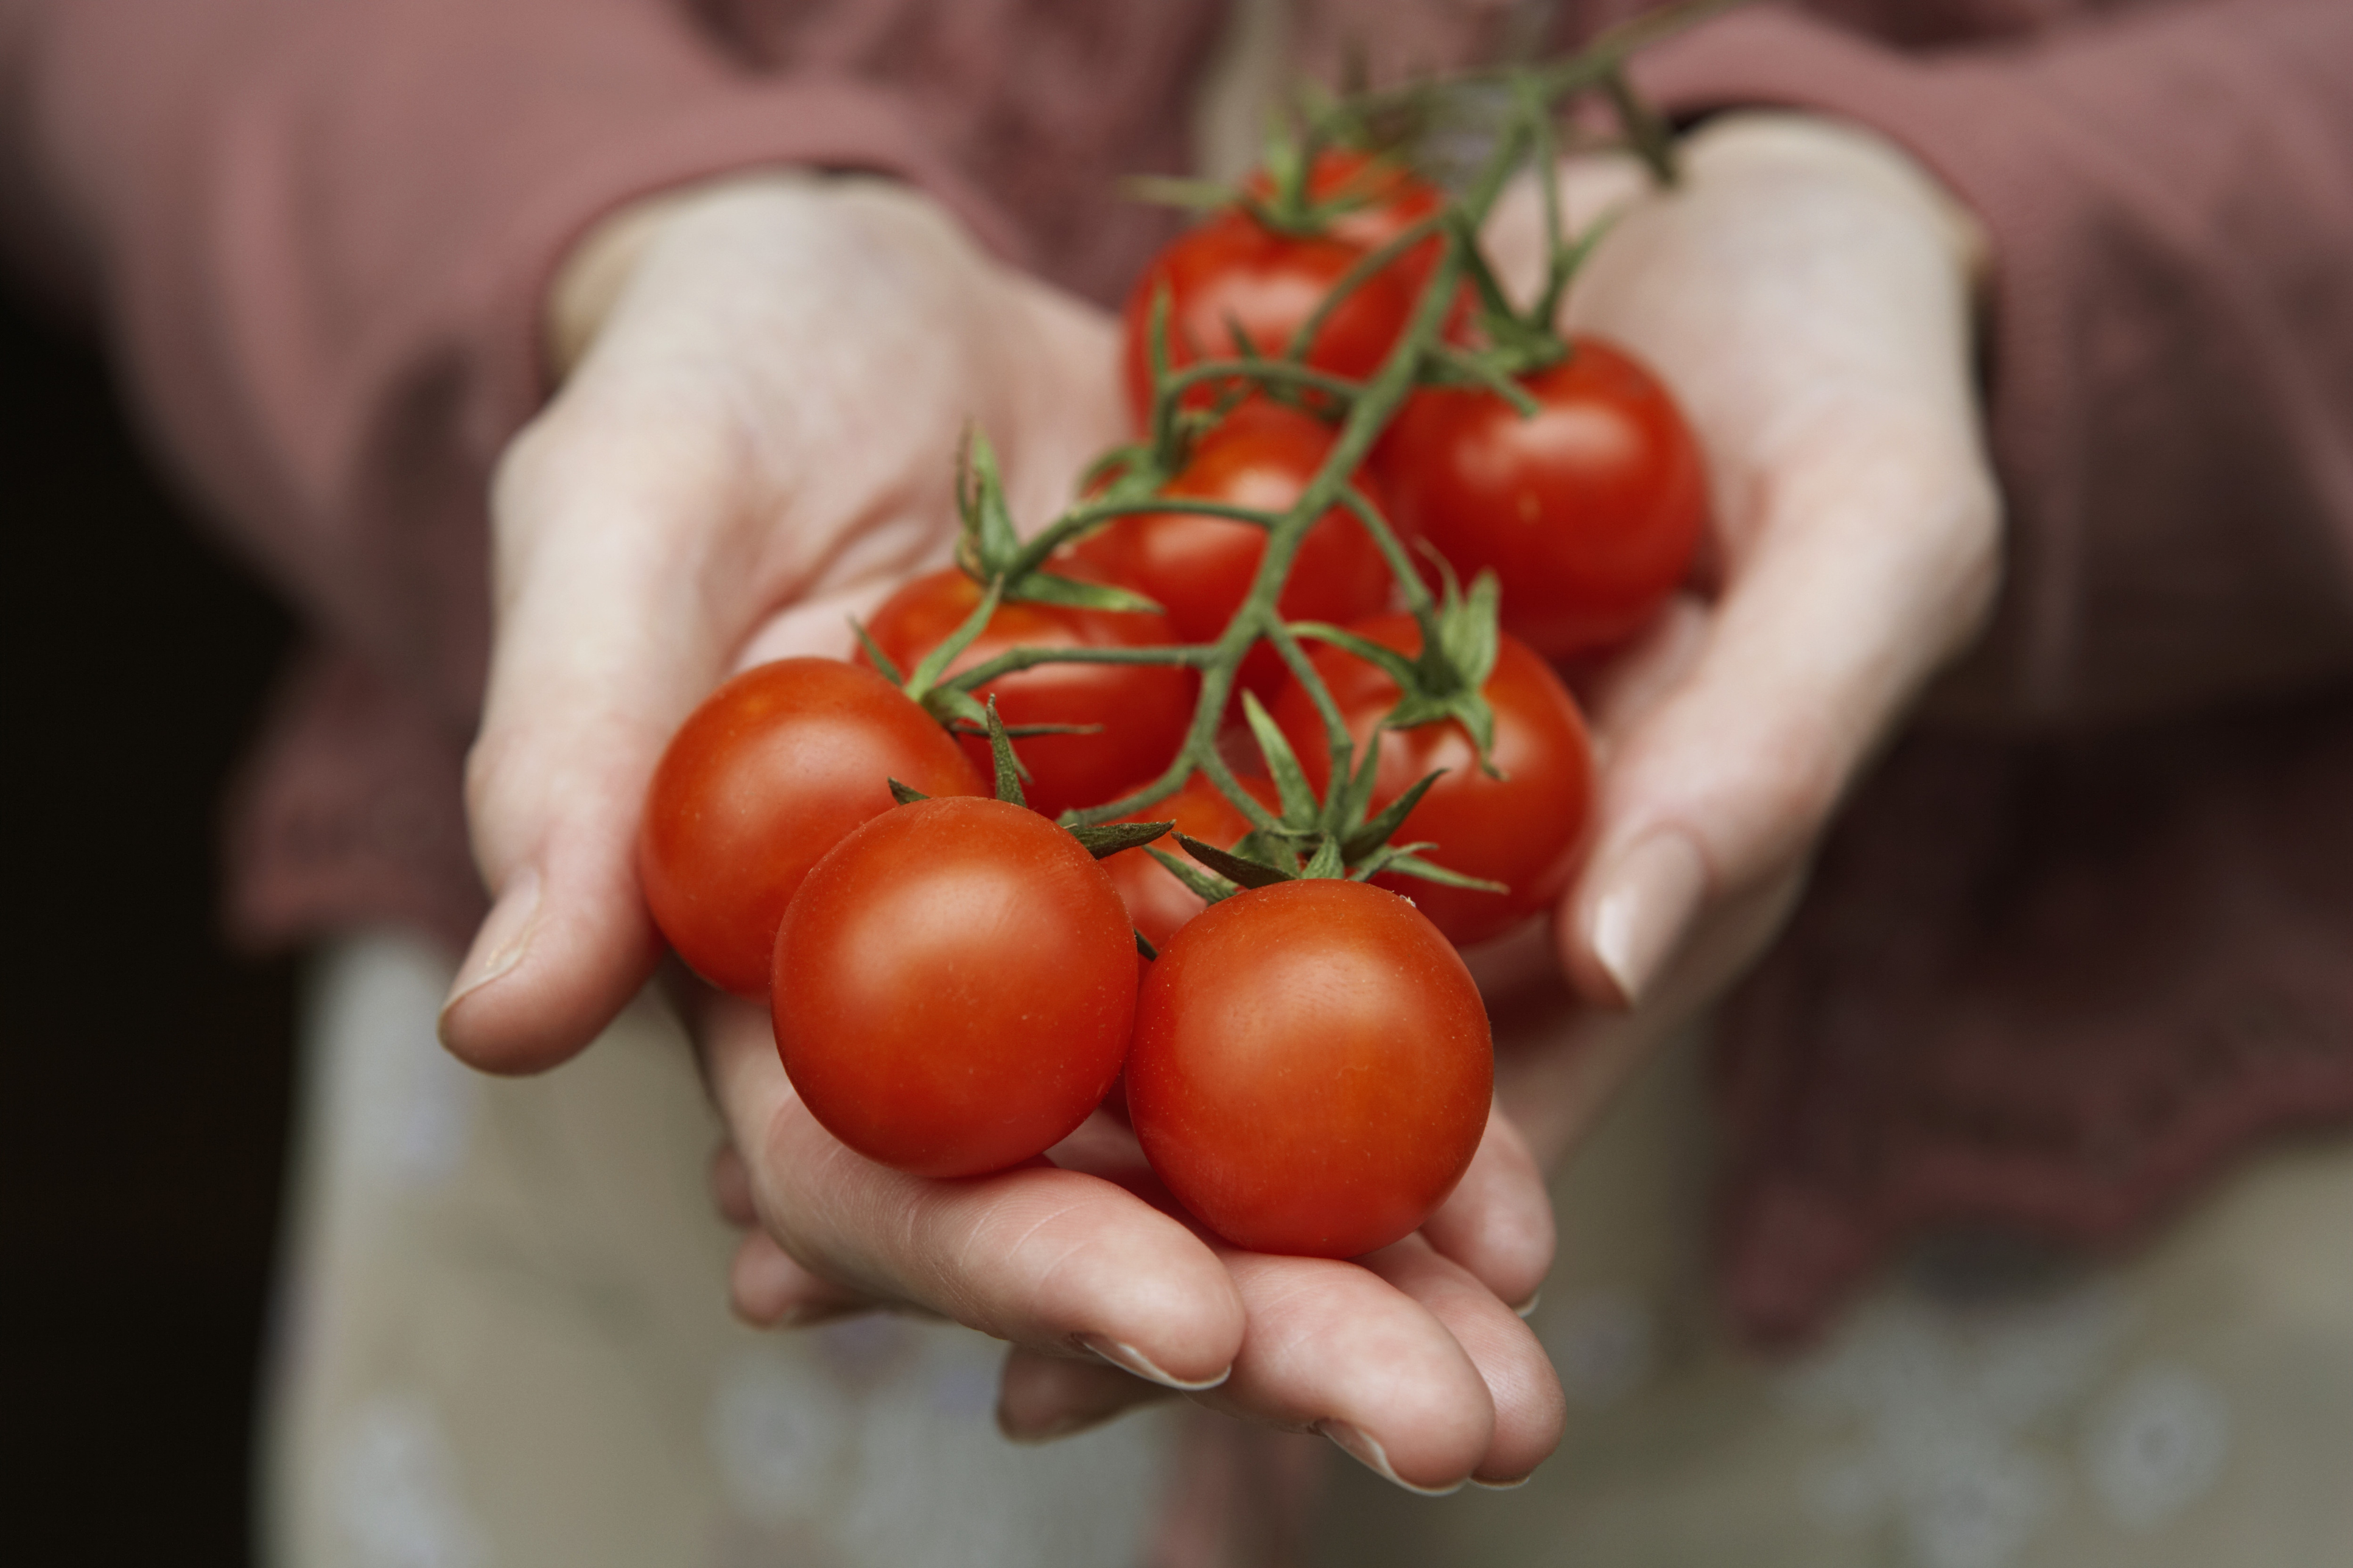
637 142 1706 1261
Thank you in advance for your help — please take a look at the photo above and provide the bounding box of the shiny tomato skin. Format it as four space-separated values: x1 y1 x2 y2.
1126 878 1492 1258
1372 336 1707 657
1121 209 1417 426
1272 614 1593 947
637 657 984 997
773 796 1138 1178
858 569 1196 817
1075 401 1394 697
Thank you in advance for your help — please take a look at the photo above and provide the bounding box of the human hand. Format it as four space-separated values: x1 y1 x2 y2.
439 172 1126 1069
1486 113 2002 1152
700 991 1564 1490
444 171 1563 1491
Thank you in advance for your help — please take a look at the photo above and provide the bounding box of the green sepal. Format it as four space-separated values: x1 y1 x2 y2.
999 569 1165 616
920 681 992 733
1239 690 1319 827
1340 767 1447 861
1068 820 1174 859
887 779 930 808
1175 832 1296 891
903 574 1003 701
1362 847 1509 894
1300 835 1347 880
1291 622 1420 690
1229 827 1303 875
1336 732 1387 838
952 432 1163 612
1372 559 1504 779
850 617 903 685
947 719 1103 739
980 698 1027 809
1146 847 1238 906
1135 928 1160 961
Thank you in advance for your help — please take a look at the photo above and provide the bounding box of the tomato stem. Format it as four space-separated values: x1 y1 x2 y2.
915 24 1707 858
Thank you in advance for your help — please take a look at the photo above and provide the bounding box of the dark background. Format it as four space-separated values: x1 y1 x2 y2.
4 291 299 1566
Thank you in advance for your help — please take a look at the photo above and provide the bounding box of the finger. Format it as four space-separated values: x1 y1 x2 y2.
703 995 1246 1386
729 1230 881 1328
1416 1105 1554 1314
1355 1237 1566 1487
1194 1250 1494 1494
996 1346 1176 1443
438 391 746 1073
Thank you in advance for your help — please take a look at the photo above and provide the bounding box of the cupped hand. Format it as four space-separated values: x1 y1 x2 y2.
701 991 1563 1491
446 169 1563 1492
440 172 1123 1071
1487 113 2002 1143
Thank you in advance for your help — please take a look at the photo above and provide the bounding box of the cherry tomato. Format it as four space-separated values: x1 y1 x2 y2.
1120 210 1417 427
637 657 984 996
1371 335 1707 657
1126 878 1492 1257
1074 400 1394 698
858 569 1197 816
1101 771 1259 957
773 796 1138 1178
1272 614 1593 947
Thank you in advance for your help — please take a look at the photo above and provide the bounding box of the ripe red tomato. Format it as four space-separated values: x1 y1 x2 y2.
637 658 984 997
1100 771 1258 957
1074 400 1394 698
1371 335 1707 658
858 569 1197 817
773 796 1138 1178
1272 614 1592 947
1120 210 1417 427
1126 878 1492 1257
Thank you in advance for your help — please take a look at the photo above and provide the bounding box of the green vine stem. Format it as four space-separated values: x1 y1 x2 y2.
888 15 1722 869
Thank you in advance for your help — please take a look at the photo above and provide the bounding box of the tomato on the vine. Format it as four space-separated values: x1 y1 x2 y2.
858 568 1196 816
637 657 984 997
1120 212 1417 428
773 796 1138 1178
1075 399 1393 698
1272 613 1593 947
1371 335 1706 658
1125 877 1492 1258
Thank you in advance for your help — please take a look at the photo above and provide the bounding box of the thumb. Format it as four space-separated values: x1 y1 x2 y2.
1558 414 1999 1012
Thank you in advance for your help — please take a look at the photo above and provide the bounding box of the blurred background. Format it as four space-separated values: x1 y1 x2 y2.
5 290 297 1566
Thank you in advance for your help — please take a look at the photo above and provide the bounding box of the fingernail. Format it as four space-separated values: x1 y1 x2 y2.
1511 1290 1542 1320
1471 1473 1533 1491
1316 1420 1463 1496
441 865 542 1020
1586 831 1706 1007
1077 1334 1229 1391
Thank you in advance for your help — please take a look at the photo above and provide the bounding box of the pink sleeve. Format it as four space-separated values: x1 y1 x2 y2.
5 0 1070 724
1636 0 2353 723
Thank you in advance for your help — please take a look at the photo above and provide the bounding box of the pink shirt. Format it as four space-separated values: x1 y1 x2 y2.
5 0 2349 1342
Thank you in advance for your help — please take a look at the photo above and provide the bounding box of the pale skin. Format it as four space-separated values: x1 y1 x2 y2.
438 111 1998 1493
